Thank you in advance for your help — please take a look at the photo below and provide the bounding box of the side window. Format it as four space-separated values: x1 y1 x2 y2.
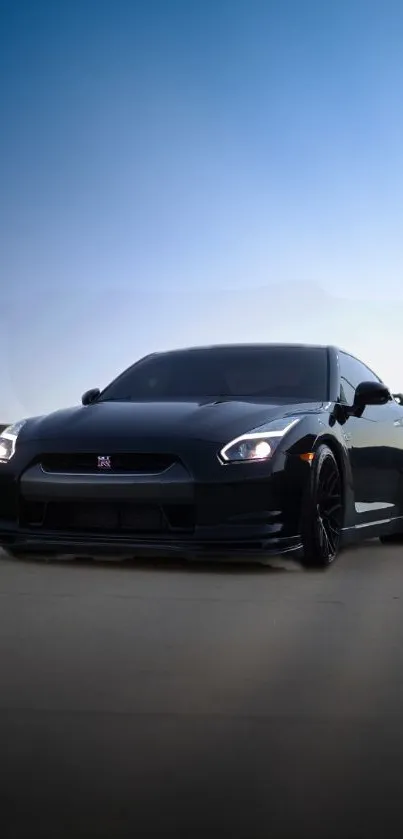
339 353 382 404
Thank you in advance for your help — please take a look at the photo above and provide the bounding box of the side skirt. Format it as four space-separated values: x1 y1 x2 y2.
342 514 403 545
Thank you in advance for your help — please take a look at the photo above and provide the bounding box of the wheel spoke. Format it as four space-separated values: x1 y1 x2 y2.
323 513 342 531
326 520 340 539
329 524 339 540
316 456 342 560
326 473 338 495
321 519 333 556
324 502 342 517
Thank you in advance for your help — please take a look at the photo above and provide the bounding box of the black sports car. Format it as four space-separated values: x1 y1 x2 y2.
1 343 402 569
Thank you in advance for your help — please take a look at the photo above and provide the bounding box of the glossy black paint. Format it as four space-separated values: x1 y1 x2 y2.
81 388 101 406
1 343 403 562
353 380 391 409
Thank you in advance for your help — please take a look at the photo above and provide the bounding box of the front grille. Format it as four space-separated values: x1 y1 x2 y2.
40 453 177 474
19 501 195 535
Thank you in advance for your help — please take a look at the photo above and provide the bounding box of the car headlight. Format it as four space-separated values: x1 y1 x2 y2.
219 416 301 464
0 420 27 463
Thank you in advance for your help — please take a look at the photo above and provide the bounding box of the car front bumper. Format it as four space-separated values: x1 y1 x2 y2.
0 443 309 560
0 531 303 561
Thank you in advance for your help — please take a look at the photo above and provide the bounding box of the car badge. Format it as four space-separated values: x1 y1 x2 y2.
97 455 112 470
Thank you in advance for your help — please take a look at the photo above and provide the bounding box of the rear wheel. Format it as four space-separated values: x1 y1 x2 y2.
3 549 26 560
379 533 403 545
3 548 51 561
300 445 343 569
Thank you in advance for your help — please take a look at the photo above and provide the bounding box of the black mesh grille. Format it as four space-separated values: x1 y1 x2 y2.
19 501 195 534
40 453 177 474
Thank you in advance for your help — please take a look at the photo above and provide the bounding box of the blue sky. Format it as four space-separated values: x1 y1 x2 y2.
1 0 403 418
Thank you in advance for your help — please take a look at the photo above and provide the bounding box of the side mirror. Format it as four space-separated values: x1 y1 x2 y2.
393 393 403 405
354 380 391 409
81 388 100 406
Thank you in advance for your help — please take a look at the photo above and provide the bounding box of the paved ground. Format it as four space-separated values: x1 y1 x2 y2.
1 542 403 838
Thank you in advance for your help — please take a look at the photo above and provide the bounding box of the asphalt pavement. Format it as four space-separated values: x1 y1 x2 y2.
1 543 403 839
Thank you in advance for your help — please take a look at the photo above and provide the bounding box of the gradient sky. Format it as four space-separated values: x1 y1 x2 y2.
1 0 403 420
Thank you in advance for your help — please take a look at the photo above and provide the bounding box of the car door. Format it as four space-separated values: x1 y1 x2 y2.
338 352 402 524
382 396 403 515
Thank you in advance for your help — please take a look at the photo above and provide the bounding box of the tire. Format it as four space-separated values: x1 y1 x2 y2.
300 444 344 569
2 549 26 560
3 548 47 561
379 533 403 545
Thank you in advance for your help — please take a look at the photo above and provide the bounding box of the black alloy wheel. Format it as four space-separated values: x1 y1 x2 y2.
301 444 344 569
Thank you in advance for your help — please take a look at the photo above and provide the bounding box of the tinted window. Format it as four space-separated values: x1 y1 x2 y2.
100 346 329 402
339 352 382 404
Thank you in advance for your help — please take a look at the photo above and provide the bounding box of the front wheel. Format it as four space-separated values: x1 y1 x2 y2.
300 445 344 569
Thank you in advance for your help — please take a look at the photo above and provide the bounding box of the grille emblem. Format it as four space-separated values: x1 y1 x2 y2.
97 455 112 470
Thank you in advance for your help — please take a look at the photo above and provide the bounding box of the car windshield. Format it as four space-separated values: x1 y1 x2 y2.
99 346 329 403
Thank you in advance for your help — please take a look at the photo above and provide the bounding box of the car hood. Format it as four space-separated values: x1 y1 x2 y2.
22 399 324 447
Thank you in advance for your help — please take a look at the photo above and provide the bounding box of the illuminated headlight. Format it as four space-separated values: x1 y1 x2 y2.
0 420 27 463
219 417 301 464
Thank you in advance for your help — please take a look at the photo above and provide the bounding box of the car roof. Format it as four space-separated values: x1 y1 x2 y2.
152 343 332 354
